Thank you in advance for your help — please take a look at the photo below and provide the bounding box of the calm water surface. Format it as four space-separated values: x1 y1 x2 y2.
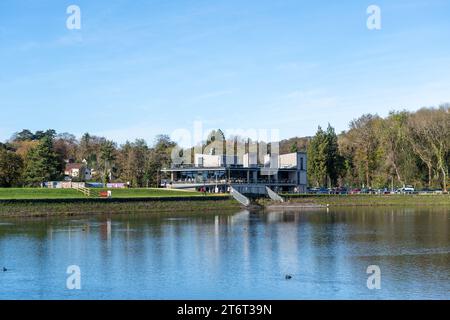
0 207 448 299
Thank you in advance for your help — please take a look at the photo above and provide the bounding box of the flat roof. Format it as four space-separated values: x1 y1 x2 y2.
161 167 300 172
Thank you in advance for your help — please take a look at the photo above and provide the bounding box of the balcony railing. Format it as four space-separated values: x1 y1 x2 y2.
165 164 299 170
163 179 298 185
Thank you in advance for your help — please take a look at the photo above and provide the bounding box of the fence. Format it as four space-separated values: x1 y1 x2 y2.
45 181 86 189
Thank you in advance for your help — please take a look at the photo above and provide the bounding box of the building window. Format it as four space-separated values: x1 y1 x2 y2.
300 158 304 170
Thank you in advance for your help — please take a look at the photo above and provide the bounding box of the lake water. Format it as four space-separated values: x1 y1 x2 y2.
0 207 448 300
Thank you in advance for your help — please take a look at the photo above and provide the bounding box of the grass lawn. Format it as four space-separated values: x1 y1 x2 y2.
279 194 450 206
94 188 223 198
0 188 222 200
0 188 83 199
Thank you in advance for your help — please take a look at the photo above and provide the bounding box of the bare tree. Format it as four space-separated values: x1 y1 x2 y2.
407 106 449 191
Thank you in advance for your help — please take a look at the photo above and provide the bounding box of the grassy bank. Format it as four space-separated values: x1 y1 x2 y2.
0 197 240 217
0 188 82 199
0 188 217 200
93 188 215 198
2 189 448 217
273 194 450 206
0 188 239 217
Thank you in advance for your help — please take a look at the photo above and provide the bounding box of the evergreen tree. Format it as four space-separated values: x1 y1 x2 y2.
100 140 116 184
23 136 62 186
325 124 341 187
307 127 328 187
290 141 298 153
307 125 342 188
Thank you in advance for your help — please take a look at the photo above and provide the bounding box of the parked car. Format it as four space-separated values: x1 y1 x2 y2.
329 187 338 194
308 187 319 194
350 188 361 194
399 185 415 194
318 187 329 194
419 188 434 194
336 187 348 194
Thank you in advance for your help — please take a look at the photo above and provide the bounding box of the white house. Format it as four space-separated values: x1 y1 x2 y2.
64 162 93 181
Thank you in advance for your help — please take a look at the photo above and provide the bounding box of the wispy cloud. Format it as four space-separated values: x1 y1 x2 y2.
283 89 339 110
277 61 319 72
56 33 84 46
191 89 235 101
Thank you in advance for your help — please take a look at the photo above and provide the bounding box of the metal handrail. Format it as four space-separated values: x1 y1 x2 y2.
167 179 298 185
230 187 251 207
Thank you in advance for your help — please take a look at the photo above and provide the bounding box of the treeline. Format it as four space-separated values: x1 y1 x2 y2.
0 106 448 190
306 105 449 191
0 131 175 187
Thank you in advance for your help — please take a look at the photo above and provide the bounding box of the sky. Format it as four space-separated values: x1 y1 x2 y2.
0 0 449 146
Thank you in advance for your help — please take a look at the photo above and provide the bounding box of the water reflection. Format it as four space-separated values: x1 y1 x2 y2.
0 207 448 299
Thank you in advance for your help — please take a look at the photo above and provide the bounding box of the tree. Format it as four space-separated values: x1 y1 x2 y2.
116 141 133 184
78 133 105 166
325 124 341 187
146 135 176 187
346 114 383 188
130 139 149 187
279 137 309 154
12 129 56 141
307 127 328 187
290 141 298 153
307 125 342 188
23 136 63 186
0 148 23 187
203 129 226 155
407 106 449 191
99 140 116 184
54 132 78 161
79 133 93 161
116 139 149 187
11 140 39 160
34 129 57 140
380 111 414 186
12 129 34 141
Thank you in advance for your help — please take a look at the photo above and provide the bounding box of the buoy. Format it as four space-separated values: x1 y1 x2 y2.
285 274 292 280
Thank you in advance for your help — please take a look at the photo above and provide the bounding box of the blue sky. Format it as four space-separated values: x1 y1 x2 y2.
1 0 449 145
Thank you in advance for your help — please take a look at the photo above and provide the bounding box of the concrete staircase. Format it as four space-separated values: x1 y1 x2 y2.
230 187 251 207
266 186 284 202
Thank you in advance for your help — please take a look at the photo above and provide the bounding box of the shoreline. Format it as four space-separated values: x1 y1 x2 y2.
0 197 241 218
265 194 450 208
0 195 230 204
0 194 448 218
265 203 327 211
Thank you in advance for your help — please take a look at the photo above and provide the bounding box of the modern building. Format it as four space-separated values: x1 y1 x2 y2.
161 151 307 194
